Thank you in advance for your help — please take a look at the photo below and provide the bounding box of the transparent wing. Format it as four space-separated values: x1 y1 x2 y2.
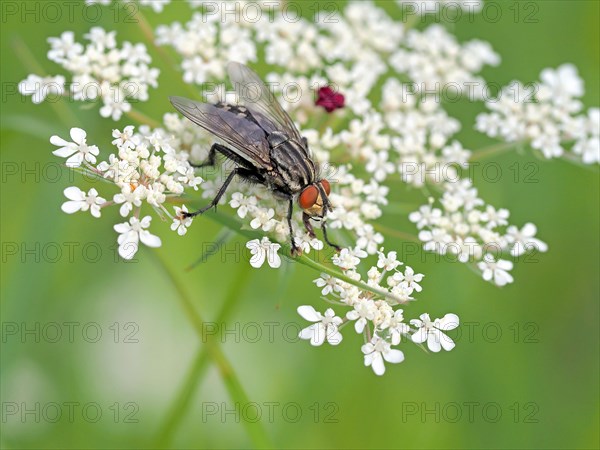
169 96 272 169
227 62 304 143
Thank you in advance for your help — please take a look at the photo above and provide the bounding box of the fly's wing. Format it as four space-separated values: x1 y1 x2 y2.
169 96 272 169
227 62 305 145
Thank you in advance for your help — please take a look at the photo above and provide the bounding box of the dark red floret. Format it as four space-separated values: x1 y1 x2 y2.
315 86 345 112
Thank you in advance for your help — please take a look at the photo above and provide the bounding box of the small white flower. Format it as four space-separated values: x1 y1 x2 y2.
293 231 323 254
356 224 384 254
394 266 424 292
387 309 410 346
113 184 145 217
18 74 65 104
229 192 257 218
313 274 340 296
411 313 459 352
481 205 509 228
170 205 193 236
478 254 514 286
250 208 276 232
332 248 361 270
114 216 162 260
377 250 402 271
346 299 376 333
61 187 105 218
506 223 548 257
409 204 442 229
245 237 281 269
298 306 343 346
111 125 139 150
361 336 404 376
50 127 99 168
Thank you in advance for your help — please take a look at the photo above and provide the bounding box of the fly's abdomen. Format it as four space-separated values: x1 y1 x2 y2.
269 136 316 193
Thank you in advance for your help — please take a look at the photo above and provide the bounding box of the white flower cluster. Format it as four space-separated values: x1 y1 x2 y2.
390 24 500 99
19 28 159 120
28 0 596 377
476 64 599 164
51 126 202 259
410 179 548 286
380 80 468 186
156 11 257 85
298 249 459 375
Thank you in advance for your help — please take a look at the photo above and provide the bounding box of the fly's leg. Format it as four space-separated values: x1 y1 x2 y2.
287 197 302 256
189 143 219 168
321 221 342 252
183 167 260 218
302 212 316 238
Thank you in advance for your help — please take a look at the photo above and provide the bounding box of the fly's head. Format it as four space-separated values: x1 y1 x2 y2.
298 180 332 218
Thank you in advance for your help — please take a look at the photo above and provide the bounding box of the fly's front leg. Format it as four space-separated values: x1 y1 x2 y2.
321 221 342 252
302 212 316 238
184 167 257 218
287 197 302 257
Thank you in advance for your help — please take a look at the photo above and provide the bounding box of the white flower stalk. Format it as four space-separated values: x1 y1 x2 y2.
30 1 595 376
20 28 159 120
476 64 599 164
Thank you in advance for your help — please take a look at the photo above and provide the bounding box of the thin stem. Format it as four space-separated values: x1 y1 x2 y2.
126 108 161 128
469 141 520 161
561 152 599 173
373 223 421 243
203 210 411 305
148 250 272 449
156 262 253 447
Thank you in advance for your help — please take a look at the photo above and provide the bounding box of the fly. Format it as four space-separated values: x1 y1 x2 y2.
169 62 339 255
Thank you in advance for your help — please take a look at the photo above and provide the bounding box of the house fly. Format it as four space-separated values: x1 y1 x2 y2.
169 62 339 255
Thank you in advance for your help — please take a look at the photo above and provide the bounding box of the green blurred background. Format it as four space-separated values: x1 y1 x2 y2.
1 1 598 448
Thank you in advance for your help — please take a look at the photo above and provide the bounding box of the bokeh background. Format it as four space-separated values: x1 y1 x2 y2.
1 1 598 448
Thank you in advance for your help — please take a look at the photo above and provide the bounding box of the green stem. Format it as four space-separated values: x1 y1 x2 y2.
202 210 411 305
373 223 420 243
126 108 161 128
469 141 520 161
156 262 254 448
148 250 272 449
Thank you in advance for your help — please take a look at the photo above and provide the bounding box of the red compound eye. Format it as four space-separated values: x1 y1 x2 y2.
320 179 331 195
299 185 319 209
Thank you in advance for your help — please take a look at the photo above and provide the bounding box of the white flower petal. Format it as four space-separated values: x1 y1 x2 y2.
63 186 85 201
297 305 321 322
383 349 404 364
61 201 83 214
139 230 161 248
69 127 86 144
411 328 428 344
